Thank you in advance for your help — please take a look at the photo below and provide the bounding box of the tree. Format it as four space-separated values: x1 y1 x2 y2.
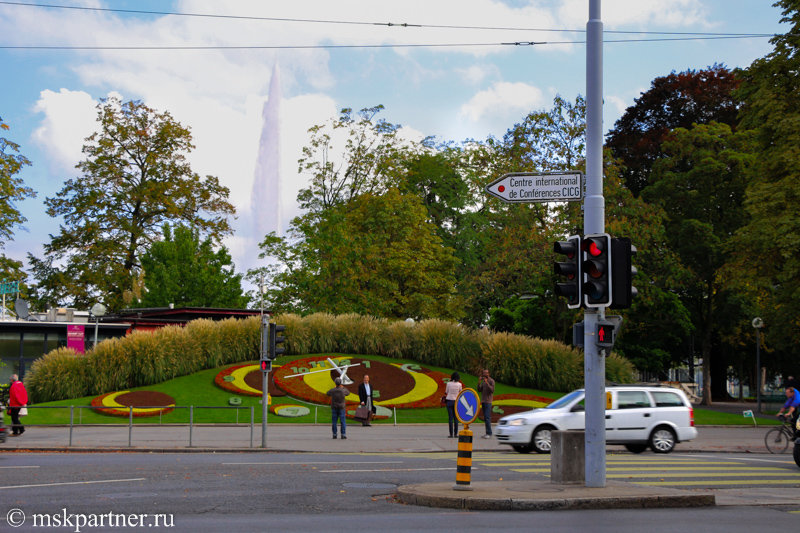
260 188 462 319
296 105 404 217
28 97 234 311
644 122 756 403
732 0 800 357
606 65 741 197
137 225 248 308
0 116 36 282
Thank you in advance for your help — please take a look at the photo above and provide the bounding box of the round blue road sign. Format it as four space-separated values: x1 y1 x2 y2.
455 388 480 425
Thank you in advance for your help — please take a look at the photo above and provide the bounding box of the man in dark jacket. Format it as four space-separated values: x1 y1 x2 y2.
477 369 495 439
327 378 348 439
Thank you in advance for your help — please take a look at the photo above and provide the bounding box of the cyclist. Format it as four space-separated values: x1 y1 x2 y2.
776 386 800 437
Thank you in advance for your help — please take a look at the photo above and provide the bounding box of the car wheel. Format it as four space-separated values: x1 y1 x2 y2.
624 443 648 454
793 441 800 468
649 426 677 454
512 444 533 454
532 425 554 454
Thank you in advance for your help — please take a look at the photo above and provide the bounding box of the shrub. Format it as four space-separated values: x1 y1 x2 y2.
25 312 634 402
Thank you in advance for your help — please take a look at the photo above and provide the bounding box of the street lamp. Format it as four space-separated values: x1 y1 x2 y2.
752 317 765 413
90 303 107 348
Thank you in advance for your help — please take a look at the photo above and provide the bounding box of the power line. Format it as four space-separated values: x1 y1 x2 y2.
0 1 777 38
0 34 773 51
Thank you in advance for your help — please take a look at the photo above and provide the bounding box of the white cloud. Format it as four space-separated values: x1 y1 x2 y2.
30 89 98 174
460 81 545 122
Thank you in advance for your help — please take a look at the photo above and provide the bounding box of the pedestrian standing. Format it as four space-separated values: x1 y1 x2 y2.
445 372 463 438
358 374 376 426
9 374 28 437
477 368 495 439
326 378 348 439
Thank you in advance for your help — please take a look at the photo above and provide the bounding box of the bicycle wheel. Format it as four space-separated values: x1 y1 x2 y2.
764 427 790 454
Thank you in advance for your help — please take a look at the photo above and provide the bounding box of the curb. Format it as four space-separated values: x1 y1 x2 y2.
396 481 716 511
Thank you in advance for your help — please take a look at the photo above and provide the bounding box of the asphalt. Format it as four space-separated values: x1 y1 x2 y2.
1 417 792 511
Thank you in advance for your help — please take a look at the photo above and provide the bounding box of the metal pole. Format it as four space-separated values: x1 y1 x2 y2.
261 370 268 448
756 328 761 413
584 0 606 488
128 407 133 447
189 405 194 447
94 317 99 348
69 406 74 447
250 406 254 448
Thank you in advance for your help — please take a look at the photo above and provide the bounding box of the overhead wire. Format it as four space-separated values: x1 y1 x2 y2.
0 0 776 50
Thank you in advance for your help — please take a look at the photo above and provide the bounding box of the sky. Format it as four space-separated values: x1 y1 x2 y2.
0 0 786 286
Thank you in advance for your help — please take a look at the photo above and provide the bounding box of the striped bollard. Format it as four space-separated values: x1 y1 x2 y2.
454 426 474 491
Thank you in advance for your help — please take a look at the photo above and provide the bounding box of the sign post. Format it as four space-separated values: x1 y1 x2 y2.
485 172 583 203
453 388 480 491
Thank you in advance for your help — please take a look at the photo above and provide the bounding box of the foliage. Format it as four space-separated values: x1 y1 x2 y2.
28 97 235 311
137 224 249 308
259 188 462 320
0 117 36 286
732 0 800 357
26 313 633 402
644 122 756 401
0 117 36 246
606 64 741 196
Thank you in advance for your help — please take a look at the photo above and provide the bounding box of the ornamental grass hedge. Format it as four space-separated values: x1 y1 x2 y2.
26 312 634 402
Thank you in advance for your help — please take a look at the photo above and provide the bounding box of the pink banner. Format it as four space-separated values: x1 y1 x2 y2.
67 324 85 354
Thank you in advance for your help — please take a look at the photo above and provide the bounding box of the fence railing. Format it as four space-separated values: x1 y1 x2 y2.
3 404 436 447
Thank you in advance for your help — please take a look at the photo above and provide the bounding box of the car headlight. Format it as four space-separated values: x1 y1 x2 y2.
508 418 525 426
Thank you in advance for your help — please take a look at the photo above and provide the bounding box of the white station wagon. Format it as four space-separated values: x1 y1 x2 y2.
495 386 697 454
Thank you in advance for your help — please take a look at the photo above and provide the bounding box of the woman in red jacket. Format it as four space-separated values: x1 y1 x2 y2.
9 374 28 436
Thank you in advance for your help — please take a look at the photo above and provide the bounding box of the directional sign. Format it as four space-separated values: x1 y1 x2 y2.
485 172 584 203
455 388 480 425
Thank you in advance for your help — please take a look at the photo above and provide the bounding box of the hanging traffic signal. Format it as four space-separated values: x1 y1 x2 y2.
268 323 286 360
610 237 637 309
582 233 612 308
554 235 582 309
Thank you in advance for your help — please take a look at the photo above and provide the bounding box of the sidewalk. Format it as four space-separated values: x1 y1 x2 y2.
0 423 775 454
4 423 787 511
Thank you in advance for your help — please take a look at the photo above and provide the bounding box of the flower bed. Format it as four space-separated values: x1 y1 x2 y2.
91 390 175 417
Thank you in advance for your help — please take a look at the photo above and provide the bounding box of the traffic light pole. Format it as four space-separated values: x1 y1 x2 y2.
584 0 606 488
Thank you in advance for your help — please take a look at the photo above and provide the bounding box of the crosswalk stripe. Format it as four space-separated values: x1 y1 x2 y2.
635 479 800 486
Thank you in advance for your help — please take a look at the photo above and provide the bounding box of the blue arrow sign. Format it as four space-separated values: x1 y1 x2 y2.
455 388 480 425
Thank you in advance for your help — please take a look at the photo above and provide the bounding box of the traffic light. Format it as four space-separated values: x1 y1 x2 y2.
268 323 286 360
553 235 582 309
610 237 637 309
582 233 612 308
596 316 623 350
596 321 616 348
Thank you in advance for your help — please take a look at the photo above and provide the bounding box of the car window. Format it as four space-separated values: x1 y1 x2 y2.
546 389 584 409
616 390 651 409
651 391 685 407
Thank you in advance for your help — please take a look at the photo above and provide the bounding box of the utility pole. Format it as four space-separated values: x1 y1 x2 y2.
584 0 606 488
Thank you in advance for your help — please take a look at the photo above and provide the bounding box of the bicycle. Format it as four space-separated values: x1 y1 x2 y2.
764 415 797 454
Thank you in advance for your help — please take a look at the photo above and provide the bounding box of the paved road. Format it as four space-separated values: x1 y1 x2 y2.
0 423 784 453
1 451 798 532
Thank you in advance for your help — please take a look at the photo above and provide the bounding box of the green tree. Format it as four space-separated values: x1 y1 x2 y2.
137 225 248 308
733 0 800 360
28 97 234 311
644 122 756 402
606 65 741 197
0 116 36 282
261 188 462 319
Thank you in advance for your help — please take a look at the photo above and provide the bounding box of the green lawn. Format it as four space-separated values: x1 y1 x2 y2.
22 353 767 426
23 354 561 426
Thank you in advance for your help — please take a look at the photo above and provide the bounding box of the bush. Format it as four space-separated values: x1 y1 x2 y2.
26 312 634 402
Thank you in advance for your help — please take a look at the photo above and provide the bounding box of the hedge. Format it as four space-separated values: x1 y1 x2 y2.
26 312 634 402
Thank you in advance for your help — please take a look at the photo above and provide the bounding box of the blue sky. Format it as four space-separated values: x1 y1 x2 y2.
0 1 785 277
